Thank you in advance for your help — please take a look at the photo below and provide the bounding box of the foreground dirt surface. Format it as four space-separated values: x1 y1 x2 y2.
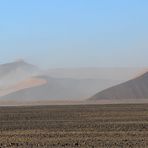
0 104 148 148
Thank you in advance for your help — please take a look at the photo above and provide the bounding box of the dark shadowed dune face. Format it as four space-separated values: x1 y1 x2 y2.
90 71 148 101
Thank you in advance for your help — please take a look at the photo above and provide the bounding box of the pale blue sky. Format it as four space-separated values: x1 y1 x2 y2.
0 0 148 68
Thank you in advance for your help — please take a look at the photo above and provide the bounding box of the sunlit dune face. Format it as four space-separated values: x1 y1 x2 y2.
13 77 47 90
133 68 148 79
0 77 47 97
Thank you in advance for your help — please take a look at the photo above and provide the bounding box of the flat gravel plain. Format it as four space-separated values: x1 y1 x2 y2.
0 104 148 147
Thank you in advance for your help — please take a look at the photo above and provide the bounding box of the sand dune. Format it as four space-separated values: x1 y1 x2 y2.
90 71 148 101
0 61 148 104
0 76 120 101
0 77 47 97
0 60 40 88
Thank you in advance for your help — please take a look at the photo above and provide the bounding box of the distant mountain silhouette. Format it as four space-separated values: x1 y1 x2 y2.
90 71 148 101
0 60 39 76
0 60 40 88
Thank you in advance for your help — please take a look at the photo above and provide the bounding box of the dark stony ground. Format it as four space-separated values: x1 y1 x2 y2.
0 104 148 147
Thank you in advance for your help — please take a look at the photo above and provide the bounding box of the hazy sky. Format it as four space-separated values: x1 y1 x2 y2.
0 0 148 68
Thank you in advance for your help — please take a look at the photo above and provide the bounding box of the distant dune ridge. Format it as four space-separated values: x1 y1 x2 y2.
47 67 147 81
0 60 147 105
0 60 40 88
90 71 148 101
0 76 120 101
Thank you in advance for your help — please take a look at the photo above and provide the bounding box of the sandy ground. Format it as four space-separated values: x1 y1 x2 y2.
0 99 148 106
